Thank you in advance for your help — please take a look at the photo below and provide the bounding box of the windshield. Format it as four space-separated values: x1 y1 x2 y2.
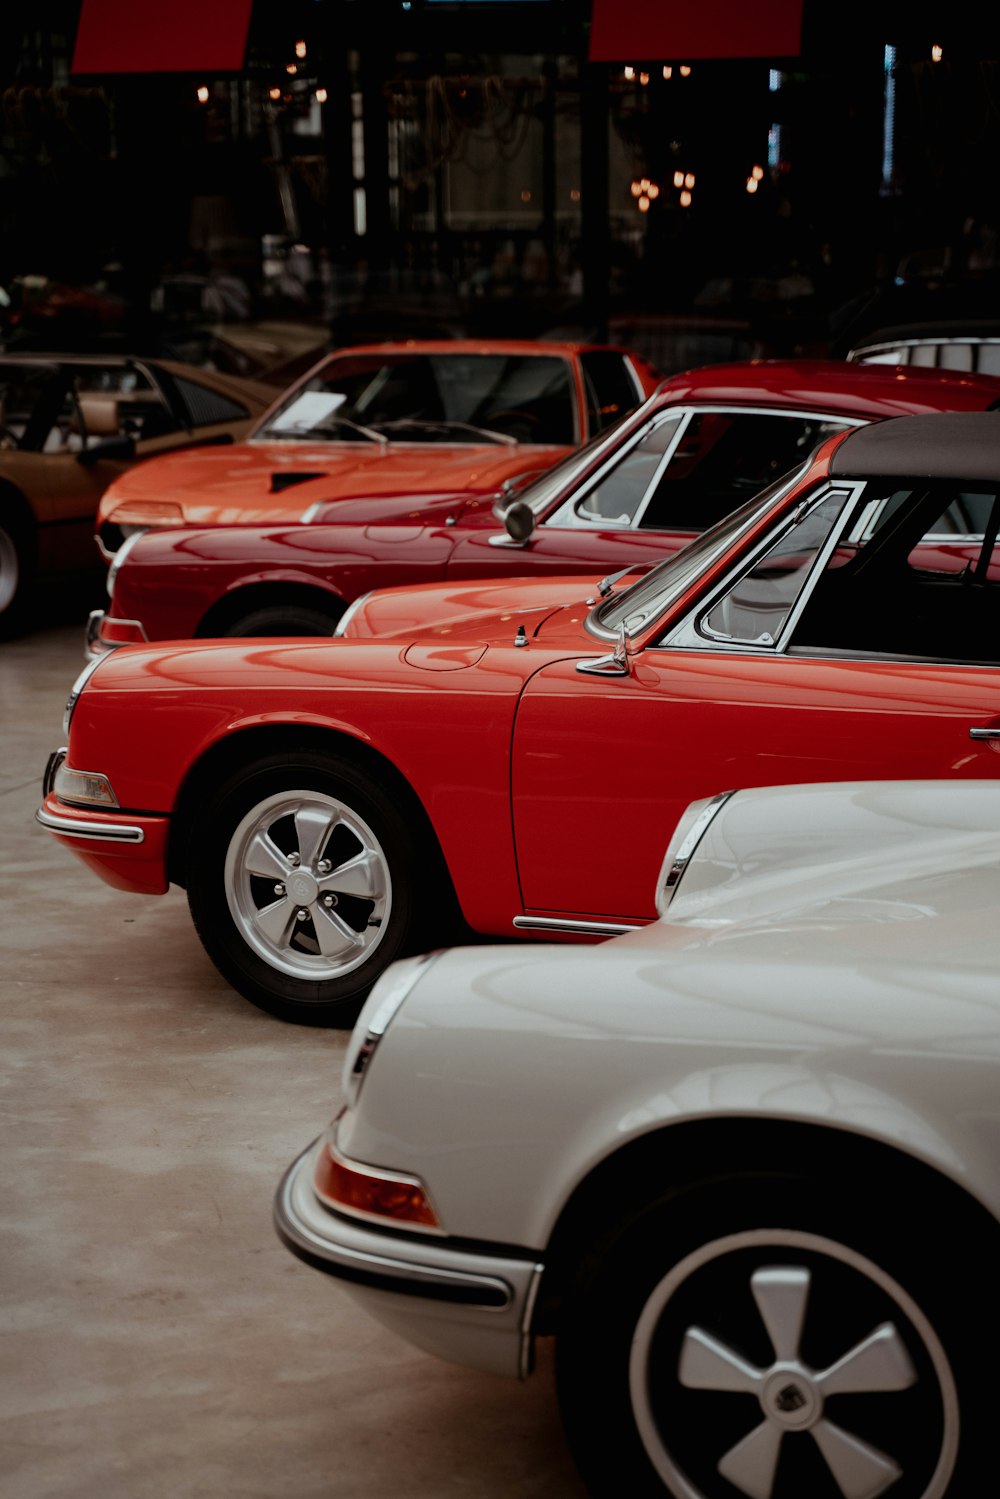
256 352 577 447
595 460 811 636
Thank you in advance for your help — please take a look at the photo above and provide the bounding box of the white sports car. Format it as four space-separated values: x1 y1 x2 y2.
275 780 1000 1499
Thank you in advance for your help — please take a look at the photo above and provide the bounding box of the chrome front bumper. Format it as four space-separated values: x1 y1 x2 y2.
274 1140 544 1380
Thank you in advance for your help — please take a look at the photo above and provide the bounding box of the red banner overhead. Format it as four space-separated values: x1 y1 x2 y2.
71 0 254 74
588 0 803 61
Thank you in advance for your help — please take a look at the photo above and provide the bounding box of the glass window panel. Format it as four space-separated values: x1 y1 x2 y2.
976 345 1000 375
700 491 847 645
939 343 974 371
638 411 852 532
574 415 683 524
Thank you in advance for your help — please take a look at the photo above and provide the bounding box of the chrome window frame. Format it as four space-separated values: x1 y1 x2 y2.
544 407 691 530
660 480 867 656
546 404 864 534
848 336 1000 365
585 460 813 644
628 406 864 532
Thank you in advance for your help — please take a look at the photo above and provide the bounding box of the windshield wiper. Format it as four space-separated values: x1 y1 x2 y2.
265 415 388 445
597 564 639 598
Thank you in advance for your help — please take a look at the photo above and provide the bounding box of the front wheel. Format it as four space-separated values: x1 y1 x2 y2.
187 751 422 1025
556 1176 977 1499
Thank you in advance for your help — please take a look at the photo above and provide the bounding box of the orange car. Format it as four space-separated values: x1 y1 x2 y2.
0 354 275 635
94 340 661 555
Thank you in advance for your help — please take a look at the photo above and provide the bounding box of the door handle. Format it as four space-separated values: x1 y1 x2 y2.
969 727 1000 741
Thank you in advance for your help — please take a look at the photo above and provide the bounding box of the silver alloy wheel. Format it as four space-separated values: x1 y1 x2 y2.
629 1228 959 1499
224 789 391 981
0 526 19 613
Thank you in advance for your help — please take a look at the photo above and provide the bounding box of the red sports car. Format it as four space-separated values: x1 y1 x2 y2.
86 359 1000 652
92 339 661 559
39 412 1000 1025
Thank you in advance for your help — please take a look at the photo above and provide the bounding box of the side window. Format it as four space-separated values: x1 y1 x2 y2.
636 411 852 532
172 376 249 428
699 491 848 646
791 484 1000 661
938 343 974 371
579 351 641 433
570 414 684 525
74 365 179 442
2 369 62 451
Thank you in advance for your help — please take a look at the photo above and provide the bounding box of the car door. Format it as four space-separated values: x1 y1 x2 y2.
511 478 1000 922
447 405 857 581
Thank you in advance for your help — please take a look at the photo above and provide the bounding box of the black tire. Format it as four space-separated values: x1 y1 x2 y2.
556 1173 981 1499
222 603 341 638
0 512 35 639
186 749 424 1026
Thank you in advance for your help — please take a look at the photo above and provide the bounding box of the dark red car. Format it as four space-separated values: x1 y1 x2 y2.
87 359 1000 653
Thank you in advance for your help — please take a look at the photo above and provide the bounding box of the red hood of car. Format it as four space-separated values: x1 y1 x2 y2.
340 574 611 643
97 438 572 529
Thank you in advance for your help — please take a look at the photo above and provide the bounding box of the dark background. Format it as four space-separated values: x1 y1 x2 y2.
3 1 1000 362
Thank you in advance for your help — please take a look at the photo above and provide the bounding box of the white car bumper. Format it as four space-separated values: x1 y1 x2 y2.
274 1141 544 1379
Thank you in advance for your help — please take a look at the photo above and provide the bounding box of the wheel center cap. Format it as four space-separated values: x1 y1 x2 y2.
288 871 318 905
761 1367 821 1430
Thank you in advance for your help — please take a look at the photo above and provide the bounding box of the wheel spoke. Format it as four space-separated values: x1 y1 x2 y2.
679 1327 764 1393
751 1266 811 1362
293 806 337 869
811 1418 902 1499
320 849 383 902
244 831 291 882
716 1419 784 1499
817 1322 917 1396
313 902 365 959
254 895 298 950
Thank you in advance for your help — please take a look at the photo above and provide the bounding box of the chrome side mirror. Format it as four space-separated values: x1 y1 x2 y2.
576 623 632 677
503 500 535 544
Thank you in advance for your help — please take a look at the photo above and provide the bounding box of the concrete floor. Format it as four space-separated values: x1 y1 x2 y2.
1 613 587 1499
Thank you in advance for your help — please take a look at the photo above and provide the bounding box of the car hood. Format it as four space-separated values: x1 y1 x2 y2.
97 438 571 528
340 575 604 642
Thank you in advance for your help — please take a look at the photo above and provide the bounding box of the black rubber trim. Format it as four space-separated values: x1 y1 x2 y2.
273 1212 511 1307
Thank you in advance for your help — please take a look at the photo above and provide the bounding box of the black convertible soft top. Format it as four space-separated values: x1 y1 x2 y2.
831 411 1000 481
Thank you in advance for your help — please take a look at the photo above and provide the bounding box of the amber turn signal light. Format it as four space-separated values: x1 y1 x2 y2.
313 1144 441 1230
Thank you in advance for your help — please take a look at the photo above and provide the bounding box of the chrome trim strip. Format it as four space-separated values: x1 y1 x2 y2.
42 747 67 799
513 915 641 936
274 1151 514 1308
36 807 145 843
661 790 735 908
849 336 1000 359
518 1262 546 1381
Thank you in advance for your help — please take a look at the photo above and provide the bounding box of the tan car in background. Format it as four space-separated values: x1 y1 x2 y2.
0 354 275 634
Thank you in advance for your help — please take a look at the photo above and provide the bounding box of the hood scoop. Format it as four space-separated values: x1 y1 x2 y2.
269 471 325 494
